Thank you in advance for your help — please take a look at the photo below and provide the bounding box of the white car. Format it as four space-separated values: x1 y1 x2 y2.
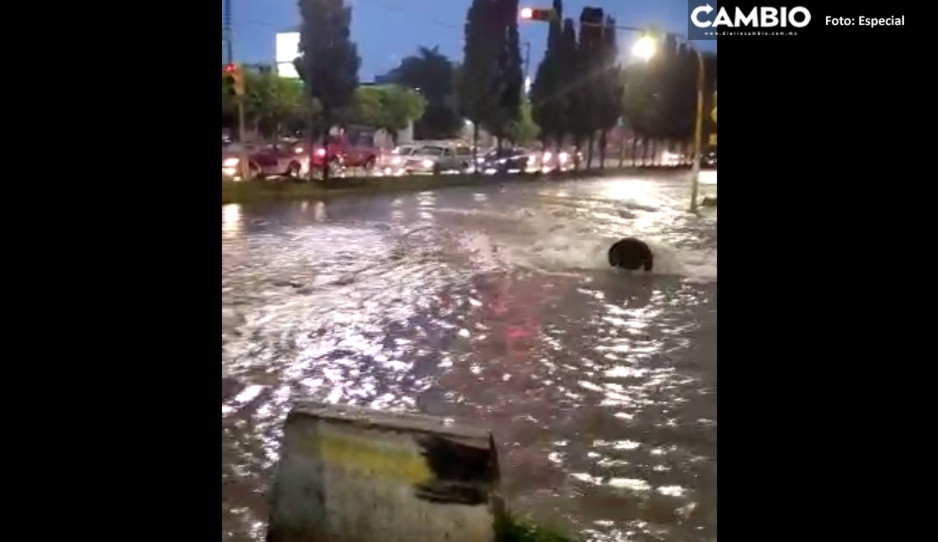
661 150 690 167
402 144 474 175
376 144 422 176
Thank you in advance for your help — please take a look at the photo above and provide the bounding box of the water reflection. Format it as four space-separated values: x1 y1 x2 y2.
313 201 327 222
222 177 716 542
222 204 243 239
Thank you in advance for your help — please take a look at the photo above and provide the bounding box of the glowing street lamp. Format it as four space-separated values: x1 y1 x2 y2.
632 36 656 60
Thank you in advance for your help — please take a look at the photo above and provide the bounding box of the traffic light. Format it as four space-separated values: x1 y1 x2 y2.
519 7 555 22
223 63 244 97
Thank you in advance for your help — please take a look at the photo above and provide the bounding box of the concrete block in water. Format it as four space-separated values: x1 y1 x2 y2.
266 402 504 542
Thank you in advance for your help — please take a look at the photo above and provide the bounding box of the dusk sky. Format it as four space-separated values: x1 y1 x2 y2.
228 0 717 80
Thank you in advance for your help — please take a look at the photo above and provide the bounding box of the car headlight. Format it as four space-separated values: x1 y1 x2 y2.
294 147 304 154
422 160 433 168
316 148 326 157
392 156 402 165
558 152 568 163
543 152 552 161
223 157 239 167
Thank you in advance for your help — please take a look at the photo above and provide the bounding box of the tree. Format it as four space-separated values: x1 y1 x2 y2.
663 47 717 157
376 86 426 144
622 62 663 165
505 100 540 145
576 7 606 168
621 36 717 165
459 0 500 162
595 16 624 169
294 0 361 181
530 0 565 150
481 0 524 147
558 18 583 167
383 47 461 139
350 85 426 144
243 69 305 138
222 75 425 143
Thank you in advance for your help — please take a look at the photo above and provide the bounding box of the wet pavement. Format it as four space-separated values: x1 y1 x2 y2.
222 172 717 541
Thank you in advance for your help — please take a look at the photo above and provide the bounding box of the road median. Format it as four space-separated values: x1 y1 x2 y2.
221 167 695 205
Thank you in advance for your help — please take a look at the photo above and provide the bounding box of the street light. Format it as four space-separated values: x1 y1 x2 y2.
631 36 656 60
633 32 706 213
521 9 708 212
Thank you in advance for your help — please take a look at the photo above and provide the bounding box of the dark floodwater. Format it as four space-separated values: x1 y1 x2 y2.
222 174 717 542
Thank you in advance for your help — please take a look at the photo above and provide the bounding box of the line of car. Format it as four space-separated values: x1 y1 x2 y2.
376 142 584 177
221 137 586 181
222 136 715 181
221 135 377 180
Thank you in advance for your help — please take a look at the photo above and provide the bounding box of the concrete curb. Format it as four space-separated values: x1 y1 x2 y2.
267 402 504 542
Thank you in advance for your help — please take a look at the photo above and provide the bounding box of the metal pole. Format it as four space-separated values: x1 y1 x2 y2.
689 48 704 213
237 97 250 179
223 0 233 64
308 97 317 182
523 41 531 79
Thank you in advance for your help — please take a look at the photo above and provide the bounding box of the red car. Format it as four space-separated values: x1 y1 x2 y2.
222 141 309 179
305 128 380 173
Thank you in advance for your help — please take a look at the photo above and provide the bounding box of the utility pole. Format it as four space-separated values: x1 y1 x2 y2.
523 41 531 79
224 64 249 178
223 0 233 64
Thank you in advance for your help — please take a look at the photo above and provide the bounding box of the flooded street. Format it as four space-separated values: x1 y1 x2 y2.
222 173 717 542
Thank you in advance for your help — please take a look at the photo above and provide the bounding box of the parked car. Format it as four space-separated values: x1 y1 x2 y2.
436 143 475 173
377 144 422 175
529 148 581 172
285 131 379 175
222 142 254 178
478 147 531 174
293 135 366 174
221 140 310 179
253 141 311 178
701 150 717 168
661 150 690 167
402 143 474 175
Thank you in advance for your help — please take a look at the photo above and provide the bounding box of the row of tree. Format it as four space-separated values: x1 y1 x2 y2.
221 68 426 142
458 0 526 157
232 0 716 177
529 0 717 168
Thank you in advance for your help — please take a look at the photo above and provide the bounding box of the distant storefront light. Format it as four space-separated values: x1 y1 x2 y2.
277 62 299 78
275 32 300 79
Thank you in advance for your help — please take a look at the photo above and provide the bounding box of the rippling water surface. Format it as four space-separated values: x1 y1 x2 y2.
222 174 717 542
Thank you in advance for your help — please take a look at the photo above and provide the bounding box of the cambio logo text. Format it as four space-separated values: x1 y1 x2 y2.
691 4 811 28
